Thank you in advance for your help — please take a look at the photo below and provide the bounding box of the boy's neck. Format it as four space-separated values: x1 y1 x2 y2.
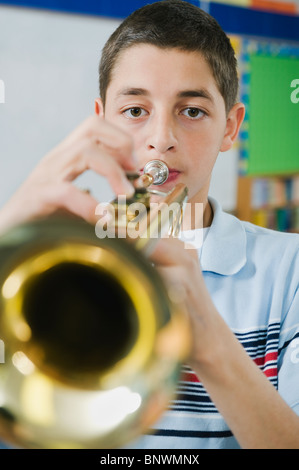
182 198 213 231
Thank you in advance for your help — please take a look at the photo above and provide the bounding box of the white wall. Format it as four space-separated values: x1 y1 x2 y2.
0 5 238 212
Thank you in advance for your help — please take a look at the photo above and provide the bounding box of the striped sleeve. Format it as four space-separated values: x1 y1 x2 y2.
130 322 281 449
277 286 299 414
235 323 280 388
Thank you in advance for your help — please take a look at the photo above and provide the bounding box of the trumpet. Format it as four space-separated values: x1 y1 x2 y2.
0 160 190 449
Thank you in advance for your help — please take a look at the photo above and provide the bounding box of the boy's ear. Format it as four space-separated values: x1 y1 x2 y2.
95 98 104 117
220 103 245 152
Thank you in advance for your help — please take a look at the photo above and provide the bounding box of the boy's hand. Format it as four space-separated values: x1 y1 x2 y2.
149 237 217 367
0 115 137 233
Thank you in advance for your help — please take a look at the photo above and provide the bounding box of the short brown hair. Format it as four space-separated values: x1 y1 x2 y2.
99 0 239 112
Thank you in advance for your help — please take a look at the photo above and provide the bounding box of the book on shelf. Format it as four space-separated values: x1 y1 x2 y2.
250 175 299 232
251 176 299 209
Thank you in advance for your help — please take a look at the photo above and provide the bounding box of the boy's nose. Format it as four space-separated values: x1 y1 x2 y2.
145 116 178 155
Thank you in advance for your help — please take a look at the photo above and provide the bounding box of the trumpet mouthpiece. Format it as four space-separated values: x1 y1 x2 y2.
143 160 169 185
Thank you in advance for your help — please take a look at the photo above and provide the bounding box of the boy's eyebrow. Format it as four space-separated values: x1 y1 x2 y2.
178 89 214 102
116 87 214 102
117 87 149 97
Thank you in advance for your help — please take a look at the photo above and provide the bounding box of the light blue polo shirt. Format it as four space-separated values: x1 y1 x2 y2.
128 197 299 449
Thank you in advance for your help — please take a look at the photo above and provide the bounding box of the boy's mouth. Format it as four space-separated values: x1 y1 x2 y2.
163 169 181 183
139 166 181 185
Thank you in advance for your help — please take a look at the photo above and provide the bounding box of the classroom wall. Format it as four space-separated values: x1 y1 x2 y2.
0 5 239 212
0 6 120 206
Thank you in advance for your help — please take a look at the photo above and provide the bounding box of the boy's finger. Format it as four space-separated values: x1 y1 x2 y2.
56 115 137 171
51 139 136 197
50 183 100 225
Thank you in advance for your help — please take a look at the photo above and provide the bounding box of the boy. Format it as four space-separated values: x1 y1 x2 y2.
0 0 299 449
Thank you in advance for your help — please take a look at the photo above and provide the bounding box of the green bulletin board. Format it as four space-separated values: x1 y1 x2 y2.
239 40 299 176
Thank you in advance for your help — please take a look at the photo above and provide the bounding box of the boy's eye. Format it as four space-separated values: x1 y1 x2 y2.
181 108 205 119
123 107 147 118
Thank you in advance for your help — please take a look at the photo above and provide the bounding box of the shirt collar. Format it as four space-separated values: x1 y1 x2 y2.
200 197 247 275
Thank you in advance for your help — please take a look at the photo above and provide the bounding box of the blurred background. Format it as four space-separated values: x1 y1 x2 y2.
0 0 298 231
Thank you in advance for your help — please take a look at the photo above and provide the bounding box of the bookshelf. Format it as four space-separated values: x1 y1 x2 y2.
236 38 299 234
236 175 299 233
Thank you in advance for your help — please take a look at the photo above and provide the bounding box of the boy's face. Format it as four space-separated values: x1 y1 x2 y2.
98 45 242 203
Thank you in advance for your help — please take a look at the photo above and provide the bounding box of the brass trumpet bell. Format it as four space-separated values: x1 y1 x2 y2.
0 161 190 449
